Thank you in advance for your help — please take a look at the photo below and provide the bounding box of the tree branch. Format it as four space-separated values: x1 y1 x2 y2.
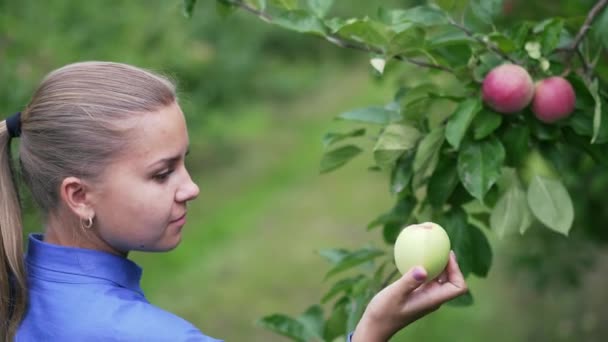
567 0 608 55
229 0 455 75
447 17 518 64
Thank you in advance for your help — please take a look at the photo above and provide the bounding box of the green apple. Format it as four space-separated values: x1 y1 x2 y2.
393 222 451 281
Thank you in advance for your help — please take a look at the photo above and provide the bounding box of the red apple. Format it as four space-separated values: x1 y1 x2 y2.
532 77 576 123
482 64 535 114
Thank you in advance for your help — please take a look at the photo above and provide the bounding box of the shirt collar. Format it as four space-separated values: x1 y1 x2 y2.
26 233 144 294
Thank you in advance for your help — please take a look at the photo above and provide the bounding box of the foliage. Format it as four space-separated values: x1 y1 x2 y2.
191 0 608 340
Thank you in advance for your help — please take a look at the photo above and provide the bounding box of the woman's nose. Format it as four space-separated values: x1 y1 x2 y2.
176 171 200 203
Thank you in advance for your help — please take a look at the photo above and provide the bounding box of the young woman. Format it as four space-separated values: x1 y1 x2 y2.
0 61 468 342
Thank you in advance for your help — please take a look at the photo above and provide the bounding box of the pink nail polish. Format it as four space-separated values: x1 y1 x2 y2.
413 267 426 281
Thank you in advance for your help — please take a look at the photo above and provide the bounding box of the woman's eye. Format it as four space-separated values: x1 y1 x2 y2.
153 170 173 182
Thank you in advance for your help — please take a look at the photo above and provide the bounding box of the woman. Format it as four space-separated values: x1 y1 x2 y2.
0 61 467 342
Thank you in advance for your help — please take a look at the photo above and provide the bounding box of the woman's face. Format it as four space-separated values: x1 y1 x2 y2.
90 102 200 254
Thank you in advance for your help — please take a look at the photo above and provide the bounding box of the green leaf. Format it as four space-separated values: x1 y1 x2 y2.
323 299 348 341
377 196 417 244
469 0 502 25
337 106 401 125
346 292 369 334
183 0 197 18
458 137 505 201
388 27 426 55
433 0 468 12
593 6 608 49
527 176 574 236
318 248 349 264
298 305 325 341
490 183 533 238
500 123 530 167
413 126 445 189
257 314 308 342
390 154 414 194
373 124 421 168
441 207 492 278
487 32 516 53
586 78 604 144
383 6 449 29
269 0 298 10
428 25 474 48
321 275 365 303
332 18 390 48
320 145 363 174
562 128 608 166
472 109 502 140
322 128 366 148
446 98 482 149
447 290 474 306
244 0 266 11
534 18 564 55
272 9 327 35
307 0 333 18
324 248 385 278
427 155 460 208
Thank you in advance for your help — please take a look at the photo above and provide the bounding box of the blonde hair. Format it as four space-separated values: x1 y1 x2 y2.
0 61 177 340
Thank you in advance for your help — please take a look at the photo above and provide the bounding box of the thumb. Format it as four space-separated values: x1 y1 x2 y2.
395 266 427 295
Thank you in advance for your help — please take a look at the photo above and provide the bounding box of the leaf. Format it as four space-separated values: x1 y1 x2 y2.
586 78 604 144
257 314 308 342
324 248 385 279
562 128 608 166
318 248 350 264
321 275 365 303
388 27 426 55
427 155 460 208
413 126 445 189
298 305 325 341
307 0 333 18
182 0 197 18
527 176 574 236
472 109 502 140
433 0 468 12
427 25 473 48
446 98 482 149
500 123 530 167
593 5 608 49
383 6 449 29
333 18 390 48
490 183 533 238
390 154 414 194
447 290 474 306
320 145 363 174
272 9 327 35
269 0 298 10
469 0 502 25
373 124 421 168
322 128 366 148
346 289 373 334
323 299 348 341
534 18 564 55
458 137 505 201
336 106 401 125
441 207 493 278
244 0 266 11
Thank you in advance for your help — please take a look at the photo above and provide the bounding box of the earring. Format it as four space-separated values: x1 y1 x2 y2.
81 216 94 229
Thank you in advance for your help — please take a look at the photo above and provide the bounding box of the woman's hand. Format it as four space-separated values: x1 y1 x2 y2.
351 251 468 342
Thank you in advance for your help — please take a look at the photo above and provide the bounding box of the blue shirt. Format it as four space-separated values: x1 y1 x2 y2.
16 234 222 342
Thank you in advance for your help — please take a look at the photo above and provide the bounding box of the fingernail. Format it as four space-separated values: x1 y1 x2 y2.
413 267 426 282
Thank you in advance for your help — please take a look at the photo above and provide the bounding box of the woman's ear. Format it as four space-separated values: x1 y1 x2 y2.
59 176 95 219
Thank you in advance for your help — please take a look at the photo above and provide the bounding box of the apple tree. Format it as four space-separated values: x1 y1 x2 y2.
185 0 608 340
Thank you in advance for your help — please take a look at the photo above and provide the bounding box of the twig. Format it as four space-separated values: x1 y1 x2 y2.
567 0 608 56
229 0 456 75
447 17 518 64
557 0 608 77
326 36 456 74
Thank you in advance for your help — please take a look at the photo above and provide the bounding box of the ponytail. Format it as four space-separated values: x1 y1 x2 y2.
0 119 27 341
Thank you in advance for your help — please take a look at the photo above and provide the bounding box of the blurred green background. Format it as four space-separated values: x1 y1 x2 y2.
2 0 607 341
